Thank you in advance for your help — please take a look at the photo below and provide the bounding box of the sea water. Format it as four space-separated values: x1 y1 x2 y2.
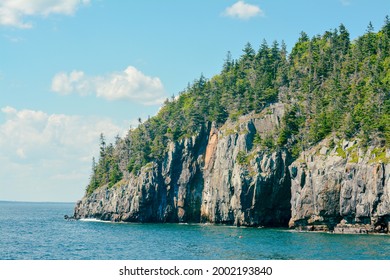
1 201 390 260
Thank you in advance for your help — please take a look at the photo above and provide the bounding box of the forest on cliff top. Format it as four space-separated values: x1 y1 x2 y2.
86 18 390 195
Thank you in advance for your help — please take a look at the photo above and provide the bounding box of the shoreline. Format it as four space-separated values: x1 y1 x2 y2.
70 216 390 235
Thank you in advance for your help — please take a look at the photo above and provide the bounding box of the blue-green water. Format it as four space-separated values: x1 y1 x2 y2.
1 201 390 260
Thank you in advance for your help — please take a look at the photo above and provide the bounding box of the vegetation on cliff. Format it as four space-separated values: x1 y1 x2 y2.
86 18 390 195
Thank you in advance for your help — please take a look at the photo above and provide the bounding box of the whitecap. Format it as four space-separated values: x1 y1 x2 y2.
79 218 112 223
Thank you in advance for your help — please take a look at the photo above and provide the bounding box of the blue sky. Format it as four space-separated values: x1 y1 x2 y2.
1 0 389 202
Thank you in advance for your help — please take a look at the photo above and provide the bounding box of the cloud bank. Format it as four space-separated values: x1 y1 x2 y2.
0 106 126 201
0 0 90 28
51 66 166 105
0 106 124 161
223 1 264 20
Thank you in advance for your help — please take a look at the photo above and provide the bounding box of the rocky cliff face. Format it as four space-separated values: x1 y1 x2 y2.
74 104 390 233
74 103 292 227
289 139 390 233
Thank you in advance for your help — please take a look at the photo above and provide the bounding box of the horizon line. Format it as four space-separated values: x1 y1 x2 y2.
0 200 76 204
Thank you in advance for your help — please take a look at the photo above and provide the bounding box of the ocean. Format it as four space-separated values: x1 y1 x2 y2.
1 201 389 260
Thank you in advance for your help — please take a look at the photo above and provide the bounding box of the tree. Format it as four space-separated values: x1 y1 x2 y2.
241 42 255 70
85 18 390 195
109 163 122 188
366 21 374 33
298 31 309 43
99 133 106 159
223 51 233 72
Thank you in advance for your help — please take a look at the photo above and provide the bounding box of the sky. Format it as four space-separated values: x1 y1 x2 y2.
0 0 389 202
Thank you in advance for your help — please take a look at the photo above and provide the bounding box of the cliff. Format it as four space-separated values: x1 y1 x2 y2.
289 139 390 233
74 103 292 227
73 104 390 233
74 22 390 233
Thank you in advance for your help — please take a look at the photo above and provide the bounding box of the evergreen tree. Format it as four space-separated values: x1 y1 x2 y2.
86 18 390 194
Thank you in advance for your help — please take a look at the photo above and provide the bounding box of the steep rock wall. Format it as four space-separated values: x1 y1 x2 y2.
74 104 291 226
289 139 390 233
74 104 390 233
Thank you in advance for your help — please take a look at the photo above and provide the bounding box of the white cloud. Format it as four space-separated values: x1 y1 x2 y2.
51 70 87 95
51 66 166 105
16 148 26 159
0 106 125 161
0 106 127 202
340 0 351 6
0 0 90 28
223 1 264 20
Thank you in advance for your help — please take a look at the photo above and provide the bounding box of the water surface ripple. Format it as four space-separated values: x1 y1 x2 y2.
1 201 389 260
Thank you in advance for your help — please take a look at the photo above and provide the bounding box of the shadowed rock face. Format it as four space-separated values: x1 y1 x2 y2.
74 104 390 233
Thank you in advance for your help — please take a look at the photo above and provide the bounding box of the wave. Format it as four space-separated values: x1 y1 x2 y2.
79 218 112 223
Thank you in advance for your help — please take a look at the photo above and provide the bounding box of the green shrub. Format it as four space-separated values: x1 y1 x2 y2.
236 151 249 165
336 145 346 159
